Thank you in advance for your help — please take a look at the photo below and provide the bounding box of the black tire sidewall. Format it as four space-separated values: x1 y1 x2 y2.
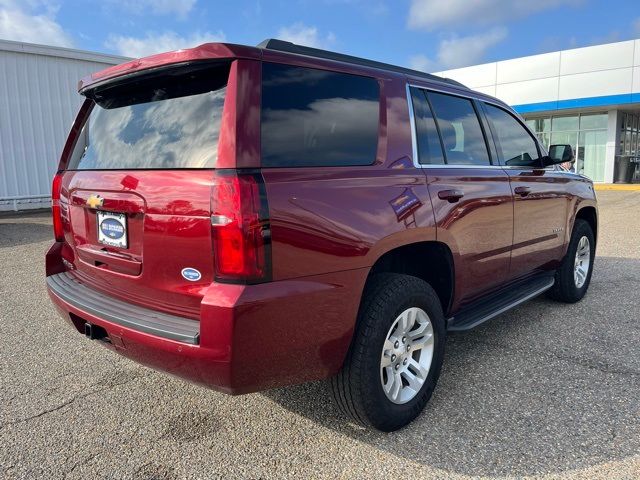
357 276 446 431
557 219 595 302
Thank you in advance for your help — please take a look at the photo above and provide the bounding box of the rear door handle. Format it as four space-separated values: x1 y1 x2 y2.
438 189 465 203
514 186 532 197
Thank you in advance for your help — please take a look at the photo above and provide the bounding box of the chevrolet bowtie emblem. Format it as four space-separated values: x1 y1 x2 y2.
86 194 104 209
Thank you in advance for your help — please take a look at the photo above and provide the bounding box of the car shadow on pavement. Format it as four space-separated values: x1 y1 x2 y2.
264 256 640 477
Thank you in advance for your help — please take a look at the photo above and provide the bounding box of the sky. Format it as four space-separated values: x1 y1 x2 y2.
0 0 639 72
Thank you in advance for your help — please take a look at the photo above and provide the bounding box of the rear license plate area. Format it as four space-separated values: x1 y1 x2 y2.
97 211 128 249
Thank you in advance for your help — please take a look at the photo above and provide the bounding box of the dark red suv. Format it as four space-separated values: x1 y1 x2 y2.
46 39 598 431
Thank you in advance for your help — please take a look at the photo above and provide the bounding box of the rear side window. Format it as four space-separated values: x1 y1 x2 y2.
68 62 230 170
261 63 379 167
428 92 491 166
483 103 542 168
410 87 445 165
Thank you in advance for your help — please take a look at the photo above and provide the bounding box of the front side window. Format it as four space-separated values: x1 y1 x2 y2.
69 62 230 170
427 91 491 166
484 104 542 168
261 63 380 167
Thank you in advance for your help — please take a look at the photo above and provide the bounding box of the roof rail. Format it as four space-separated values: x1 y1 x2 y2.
257 38 468 89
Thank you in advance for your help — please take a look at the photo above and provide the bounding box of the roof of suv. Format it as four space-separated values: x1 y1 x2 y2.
78 39 467 93
257 39 468 89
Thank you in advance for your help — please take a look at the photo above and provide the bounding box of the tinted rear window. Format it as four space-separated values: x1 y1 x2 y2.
68 62 230 170
261 63 380 167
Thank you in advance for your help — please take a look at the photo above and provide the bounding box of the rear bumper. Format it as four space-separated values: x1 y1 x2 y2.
47 272 200 344
47 273 233 392
46 254 368 394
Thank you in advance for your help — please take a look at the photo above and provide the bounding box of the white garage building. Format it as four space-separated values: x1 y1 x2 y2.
0 39 126 211
436 39 640 184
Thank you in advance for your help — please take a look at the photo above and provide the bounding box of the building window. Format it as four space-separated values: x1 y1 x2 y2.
621 113 640 157
524 112 607 182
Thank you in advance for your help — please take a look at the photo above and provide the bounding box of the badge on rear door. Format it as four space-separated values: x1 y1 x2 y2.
97 211 128 248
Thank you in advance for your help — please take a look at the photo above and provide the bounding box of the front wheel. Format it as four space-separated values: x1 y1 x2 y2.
330 273 446 431
548 218 595 303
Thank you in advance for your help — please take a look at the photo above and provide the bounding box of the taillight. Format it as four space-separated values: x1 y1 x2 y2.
51 172 65 242
211 170 271 284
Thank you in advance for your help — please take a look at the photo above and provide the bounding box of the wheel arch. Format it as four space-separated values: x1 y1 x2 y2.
575 206 598 246
366 241 455 316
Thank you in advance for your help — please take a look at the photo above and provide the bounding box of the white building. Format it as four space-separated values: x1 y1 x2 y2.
436 39 640 184
0 39 127 211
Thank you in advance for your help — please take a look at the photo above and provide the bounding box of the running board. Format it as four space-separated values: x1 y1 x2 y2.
447 274 555 332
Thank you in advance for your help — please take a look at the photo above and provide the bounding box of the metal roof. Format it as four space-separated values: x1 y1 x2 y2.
0 38 130 64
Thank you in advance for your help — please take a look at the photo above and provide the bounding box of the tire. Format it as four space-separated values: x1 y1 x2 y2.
548 218 595 303
330 273 446 432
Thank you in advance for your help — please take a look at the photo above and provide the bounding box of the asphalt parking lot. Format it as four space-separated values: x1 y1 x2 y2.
1 190 639 479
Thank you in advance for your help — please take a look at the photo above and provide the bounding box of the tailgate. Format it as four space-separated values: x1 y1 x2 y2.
56 61 232 318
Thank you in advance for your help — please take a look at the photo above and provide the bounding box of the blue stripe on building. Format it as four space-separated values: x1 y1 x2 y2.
513 93 640 114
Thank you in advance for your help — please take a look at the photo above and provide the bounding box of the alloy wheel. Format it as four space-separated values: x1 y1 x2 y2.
574 235 591 288
380 307 434 404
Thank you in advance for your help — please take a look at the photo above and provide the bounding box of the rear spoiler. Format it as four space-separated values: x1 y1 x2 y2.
78 42 260 94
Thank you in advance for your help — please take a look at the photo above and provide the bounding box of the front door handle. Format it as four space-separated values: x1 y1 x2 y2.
438 189 465 203
514 186 532 197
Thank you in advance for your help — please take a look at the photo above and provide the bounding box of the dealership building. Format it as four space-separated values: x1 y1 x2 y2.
437 39 640 184
0 38 639 212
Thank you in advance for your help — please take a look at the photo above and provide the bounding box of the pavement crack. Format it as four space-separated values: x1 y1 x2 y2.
65 452 99 478
545 350 640 378
0 372 143 431
2 397 77 427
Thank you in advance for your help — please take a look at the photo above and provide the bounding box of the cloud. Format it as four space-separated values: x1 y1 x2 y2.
105 30 226 58
410 27 508 71
106 0 196 18
436 27 508 69
277 22 336 48
438 27 508 68
0 0 73 47
408 54 434 72
408 0 580 30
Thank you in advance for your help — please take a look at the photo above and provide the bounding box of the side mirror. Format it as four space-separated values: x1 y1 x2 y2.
544 144 575 166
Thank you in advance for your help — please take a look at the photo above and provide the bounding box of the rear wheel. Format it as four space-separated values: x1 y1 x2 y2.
331 273 446 431
548 219 595 303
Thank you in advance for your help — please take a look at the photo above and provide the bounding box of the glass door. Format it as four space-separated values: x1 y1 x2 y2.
578 130 606 182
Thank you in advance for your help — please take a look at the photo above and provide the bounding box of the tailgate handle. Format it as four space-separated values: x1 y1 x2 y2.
76 245 142 276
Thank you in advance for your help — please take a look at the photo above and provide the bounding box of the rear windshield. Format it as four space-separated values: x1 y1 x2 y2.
68 62 230 170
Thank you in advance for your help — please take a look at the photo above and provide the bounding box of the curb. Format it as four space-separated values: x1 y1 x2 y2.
594 184 640 191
